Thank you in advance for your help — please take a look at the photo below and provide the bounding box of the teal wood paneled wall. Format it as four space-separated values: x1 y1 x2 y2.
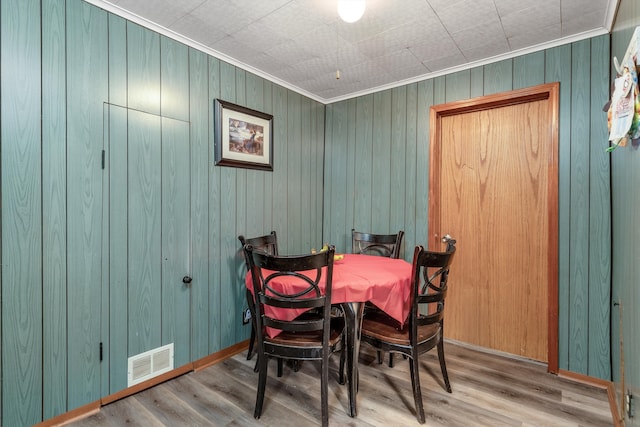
324 36 612 379
611 0 640 424
0 0 325 424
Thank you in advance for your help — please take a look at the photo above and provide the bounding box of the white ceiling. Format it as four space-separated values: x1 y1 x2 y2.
88 0 619 103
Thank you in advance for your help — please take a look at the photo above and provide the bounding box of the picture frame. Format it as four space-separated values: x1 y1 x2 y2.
214 99 274 171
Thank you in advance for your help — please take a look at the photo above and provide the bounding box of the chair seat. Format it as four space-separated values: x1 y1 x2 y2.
267 317 345 347
362 311 440 346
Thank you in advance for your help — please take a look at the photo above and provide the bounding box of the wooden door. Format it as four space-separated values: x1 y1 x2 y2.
428 84 559 368
107 105 191 392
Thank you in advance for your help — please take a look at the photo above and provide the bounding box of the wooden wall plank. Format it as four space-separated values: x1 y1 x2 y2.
1 0 42 424
287 91 303 253
390 86 407 245
307 100 317 247
160 36 189 121
161 117 192 367
545 44 573 370
244 73 266 240
42 0 67 419
568 39 592 375
587 34 612 379
272 85 289 252
514 51 545 89
127 110 163 355
108 14 127 106
190 48 211 361
372 90 392 232
218 61 238 349
264 81 275 233
344 98 358 250
127 22 160 114
434 75 446 104
470 67 484 98
65 0 108 411
354 94 374 232
483 59 513 95
233 67 248 343
323 104 334 245
326 102 348 250
107 104 129 394
445 69 471 102
403 83 418 256
313 101 325 248
416 79 434 246
300 96 313 249
208 56 222 352
105 11 127 399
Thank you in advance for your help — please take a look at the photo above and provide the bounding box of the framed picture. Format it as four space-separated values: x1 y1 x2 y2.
214 99 274 171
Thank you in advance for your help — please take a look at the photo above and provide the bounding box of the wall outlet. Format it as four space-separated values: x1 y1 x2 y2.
627 392 635 418
242 307 252 325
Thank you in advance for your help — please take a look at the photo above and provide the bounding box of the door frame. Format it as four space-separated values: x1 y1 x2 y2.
428 83 560 373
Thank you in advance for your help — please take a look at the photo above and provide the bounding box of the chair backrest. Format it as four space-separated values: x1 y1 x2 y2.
244 244 336 341
239 231 278 269
408 237 456 337
351 229 404 258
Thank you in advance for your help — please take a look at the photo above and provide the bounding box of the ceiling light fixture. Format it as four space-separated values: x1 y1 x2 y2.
338 0 366 23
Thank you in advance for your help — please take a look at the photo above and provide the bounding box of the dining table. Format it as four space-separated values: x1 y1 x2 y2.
245 253 413 417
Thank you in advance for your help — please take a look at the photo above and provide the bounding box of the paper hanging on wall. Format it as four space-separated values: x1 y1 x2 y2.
608 64 637 144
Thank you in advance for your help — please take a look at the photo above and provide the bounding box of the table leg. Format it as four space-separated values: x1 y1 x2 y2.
341 301 364 417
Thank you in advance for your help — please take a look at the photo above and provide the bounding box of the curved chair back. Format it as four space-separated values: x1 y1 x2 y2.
244 244 342 427
351 229 404 258
238 231 279 361
239 230 278 259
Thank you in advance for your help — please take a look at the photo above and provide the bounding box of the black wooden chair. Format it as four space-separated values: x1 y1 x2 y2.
352 229 404 259
352 228 404 366
360 236 456 424
244 244 345 427
238 231 278 361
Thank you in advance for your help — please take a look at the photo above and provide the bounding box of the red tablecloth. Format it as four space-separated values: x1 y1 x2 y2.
245 253 412 336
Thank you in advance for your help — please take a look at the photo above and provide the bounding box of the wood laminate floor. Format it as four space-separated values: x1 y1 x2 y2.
68 341 614 426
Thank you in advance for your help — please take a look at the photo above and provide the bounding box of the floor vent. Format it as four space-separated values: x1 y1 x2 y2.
127 343 174 387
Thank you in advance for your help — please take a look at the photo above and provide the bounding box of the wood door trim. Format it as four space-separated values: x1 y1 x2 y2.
428 82 559 373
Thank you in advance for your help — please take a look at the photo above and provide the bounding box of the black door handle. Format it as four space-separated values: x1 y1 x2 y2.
182 276 193 284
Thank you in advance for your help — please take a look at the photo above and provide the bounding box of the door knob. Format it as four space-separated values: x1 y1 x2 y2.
182 276 193 284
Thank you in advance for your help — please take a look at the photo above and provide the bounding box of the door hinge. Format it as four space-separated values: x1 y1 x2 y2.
101 150 106 169
99 342 103 361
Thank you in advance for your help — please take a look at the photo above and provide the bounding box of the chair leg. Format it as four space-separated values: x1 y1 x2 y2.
247 322 256 360
409 356 425 424
277 358 284 377
339 345 346 385
321 354 329 427
377 350 384 364
254 353 268 419
388 353 394 368
246 289 257 361
437 339 452 393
